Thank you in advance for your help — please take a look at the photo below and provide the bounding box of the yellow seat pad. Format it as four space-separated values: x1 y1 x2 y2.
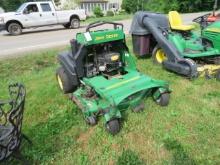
169 11 195 31
171 25 195 31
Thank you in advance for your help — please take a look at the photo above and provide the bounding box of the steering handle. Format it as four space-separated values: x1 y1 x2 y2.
86 21 124 32
192 13 211 24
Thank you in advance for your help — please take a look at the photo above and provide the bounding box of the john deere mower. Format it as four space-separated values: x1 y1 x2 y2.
56 21 171 135
130 11 220 79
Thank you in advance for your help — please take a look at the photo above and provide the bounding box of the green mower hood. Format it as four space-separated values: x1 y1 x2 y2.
76 29 125 46
83 69 169 106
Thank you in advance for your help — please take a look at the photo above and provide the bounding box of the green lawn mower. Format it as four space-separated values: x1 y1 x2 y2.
56 21 171 135
130 11 220 80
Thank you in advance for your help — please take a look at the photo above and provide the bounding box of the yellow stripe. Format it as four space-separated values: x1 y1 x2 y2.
206 28 220 33
197 64 220 77
105 76 140 90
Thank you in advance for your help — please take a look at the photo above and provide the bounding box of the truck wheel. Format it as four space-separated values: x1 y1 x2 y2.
156 93 170 107
56 67 76 94
8 23 22 35
106 119 120 135
70 18 80 29
152 45 167 65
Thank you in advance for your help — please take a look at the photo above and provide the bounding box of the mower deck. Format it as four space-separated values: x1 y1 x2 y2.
72 69 169 123
83 69 168 105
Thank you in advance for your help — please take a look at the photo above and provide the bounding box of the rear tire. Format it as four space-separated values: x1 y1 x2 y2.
56 67 76 94
156 93 170 107
106 119 120 135
152 45 167 65
70 18 80 29
8 23 22 35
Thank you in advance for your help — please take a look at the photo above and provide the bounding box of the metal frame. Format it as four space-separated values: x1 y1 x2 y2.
0 83 29 162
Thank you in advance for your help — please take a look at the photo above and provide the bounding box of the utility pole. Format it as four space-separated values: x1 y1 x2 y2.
213 0 218 16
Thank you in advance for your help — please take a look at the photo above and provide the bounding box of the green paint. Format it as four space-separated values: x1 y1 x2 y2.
168 22 220 59
72 27 170 124
76 29 125 45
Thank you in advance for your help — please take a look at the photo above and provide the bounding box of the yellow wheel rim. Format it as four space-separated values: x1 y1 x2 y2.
155 49 167 64
57 75 64 90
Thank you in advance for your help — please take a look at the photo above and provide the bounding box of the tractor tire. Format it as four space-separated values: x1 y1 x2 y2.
8 23 22 35
156 93 170 107
70 18 80 29
56 67 76 94
85 116 97 126
152 45 167 65
106 119 120 135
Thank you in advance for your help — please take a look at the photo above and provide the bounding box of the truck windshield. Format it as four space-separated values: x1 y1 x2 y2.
16 3 26 13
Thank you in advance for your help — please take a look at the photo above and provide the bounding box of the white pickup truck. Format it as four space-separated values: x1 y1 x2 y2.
0 1 86 35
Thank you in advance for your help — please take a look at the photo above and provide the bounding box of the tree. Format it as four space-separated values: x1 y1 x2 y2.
63 0 80 9
54 0 61 6
0 0 25 12
122 0 146 13
122 0 218 14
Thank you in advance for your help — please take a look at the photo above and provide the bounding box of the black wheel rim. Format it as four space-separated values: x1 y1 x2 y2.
71 20 79 28
11 25 20 34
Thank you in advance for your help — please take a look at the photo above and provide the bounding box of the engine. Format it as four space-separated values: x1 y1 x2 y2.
85 45 123 78
97 52 122 73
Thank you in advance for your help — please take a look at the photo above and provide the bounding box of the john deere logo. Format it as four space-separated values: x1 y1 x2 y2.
106 34 119 39
95 33 119 41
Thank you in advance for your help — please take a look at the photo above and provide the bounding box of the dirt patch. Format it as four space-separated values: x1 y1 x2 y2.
77 127 96 150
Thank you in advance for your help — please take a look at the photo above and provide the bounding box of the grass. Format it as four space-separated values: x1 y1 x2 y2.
0 39 220 165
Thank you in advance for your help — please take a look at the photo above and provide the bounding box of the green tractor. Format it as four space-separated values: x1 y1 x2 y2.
130 11 220 79
56 21 171 135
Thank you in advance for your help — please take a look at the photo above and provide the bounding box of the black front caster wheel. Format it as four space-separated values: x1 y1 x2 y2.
85 116 97 126
156 93 170 107
106 119 120 135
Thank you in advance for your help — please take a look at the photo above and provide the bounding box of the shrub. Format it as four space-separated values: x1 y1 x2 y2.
122 0 218 14
93 6 104 17
122 0 146 13
106 10 114 17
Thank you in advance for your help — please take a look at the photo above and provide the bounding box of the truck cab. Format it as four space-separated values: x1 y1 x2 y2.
0 1 86 35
